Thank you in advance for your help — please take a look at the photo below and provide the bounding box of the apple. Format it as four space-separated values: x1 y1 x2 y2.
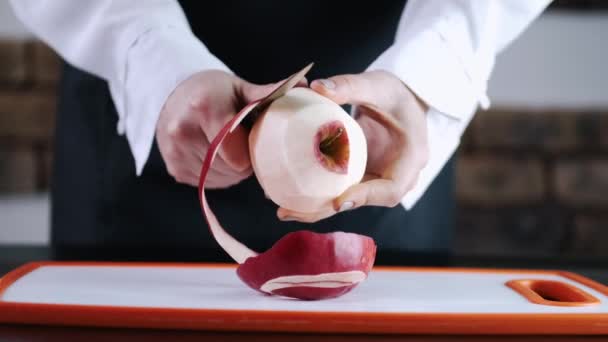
249 87 367 213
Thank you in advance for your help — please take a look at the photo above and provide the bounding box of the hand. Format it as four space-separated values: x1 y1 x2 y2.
156 70 277 188
277 70 429 222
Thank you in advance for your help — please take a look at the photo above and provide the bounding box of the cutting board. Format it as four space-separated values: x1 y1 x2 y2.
1 261 607 335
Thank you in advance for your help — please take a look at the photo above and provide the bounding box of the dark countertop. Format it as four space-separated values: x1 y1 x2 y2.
1 245 607 341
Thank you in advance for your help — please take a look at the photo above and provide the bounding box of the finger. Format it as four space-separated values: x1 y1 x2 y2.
310 74 379 106
203 157 252 188
195 150 251 187
211 152 252 177
332 178 406 210
276 206 336 224
164 116 216 177
209 173 247 188
178 135 207 176
187 131 252 179
332 142 424 211
332 140 424 210
163 142 202 187
169 166 199 187
208 76 308 173
354 103 404 137
166 147 203 186
222 123 251 172
164 141 226 187
202 168 251 191
207 169 251 189
200 117 251 173
213 166 252 186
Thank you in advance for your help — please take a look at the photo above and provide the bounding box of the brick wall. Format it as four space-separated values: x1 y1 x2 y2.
0 40 59 193
456 109 608 258
1 40 606 256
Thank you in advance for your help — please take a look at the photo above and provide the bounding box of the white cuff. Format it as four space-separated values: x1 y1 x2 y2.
400 106 470 210
109 26 231 175
368 26 489 121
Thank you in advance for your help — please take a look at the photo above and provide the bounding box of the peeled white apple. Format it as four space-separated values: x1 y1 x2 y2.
249 87 368 213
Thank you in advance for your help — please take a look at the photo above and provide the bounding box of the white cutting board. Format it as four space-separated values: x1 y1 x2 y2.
1 262 607 335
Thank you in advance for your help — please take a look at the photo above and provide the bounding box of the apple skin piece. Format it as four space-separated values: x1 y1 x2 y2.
198 63 377 300
237 230 376 300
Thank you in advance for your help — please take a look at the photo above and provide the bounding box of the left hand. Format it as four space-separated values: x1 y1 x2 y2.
277 70 429 223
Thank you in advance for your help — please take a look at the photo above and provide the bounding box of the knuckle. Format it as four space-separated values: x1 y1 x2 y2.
174 172 190 184
164 144 180 159
385 189 403 207
167 120 188 140
165 163 190 185
166 164 178 179
340 74 358 92
416 148 429 169
237 168 253 179
189 95 210 113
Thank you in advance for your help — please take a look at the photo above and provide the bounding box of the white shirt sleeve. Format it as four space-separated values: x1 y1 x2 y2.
9 0 231 175
367 0 552 210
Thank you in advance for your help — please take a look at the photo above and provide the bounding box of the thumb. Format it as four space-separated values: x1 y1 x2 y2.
332 176 417 212
333 179 399 210
217 123 252 173
310 73 378 106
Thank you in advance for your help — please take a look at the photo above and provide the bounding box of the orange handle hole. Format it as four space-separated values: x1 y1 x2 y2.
507 279 600 307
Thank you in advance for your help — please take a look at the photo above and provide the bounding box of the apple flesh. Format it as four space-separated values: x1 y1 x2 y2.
249 87 367 213
198 64 377 300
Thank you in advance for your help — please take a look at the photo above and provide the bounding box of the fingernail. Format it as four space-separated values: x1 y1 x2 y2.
339 201 354 212
318 79 336 90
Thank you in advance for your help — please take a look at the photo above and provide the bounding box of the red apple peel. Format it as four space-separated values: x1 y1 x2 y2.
198 64 377 300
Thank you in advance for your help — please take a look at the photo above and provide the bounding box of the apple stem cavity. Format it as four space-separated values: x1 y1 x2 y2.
319 127 344 153
316 121 350 174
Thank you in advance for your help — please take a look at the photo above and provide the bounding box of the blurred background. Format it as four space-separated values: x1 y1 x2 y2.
0 1 607 259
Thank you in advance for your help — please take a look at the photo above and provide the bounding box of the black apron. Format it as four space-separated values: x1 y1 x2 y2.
51 1 455 256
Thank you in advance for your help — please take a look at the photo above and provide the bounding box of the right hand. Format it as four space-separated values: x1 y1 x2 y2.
156 70 278 188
